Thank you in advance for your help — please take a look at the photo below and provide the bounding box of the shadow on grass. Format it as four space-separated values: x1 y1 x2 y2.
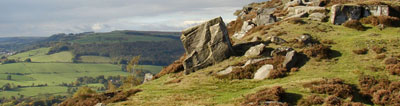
282 93 302 105
232 41 270 56
329 49 342 59
349 84 374 105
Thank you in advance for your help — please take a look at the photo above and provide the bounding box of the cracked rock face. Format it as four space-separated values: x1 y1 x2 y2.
181 17 234 74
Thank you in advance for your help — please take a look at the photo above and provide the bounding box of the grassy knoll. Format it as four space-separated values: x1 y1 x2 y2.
9 48 74 63
113 19 400 106
0 63 163 98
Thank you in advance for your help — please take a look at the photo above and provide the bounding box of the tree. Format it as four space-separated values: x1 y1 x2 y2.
126 56 140 74
121 75 141 89
107 80 117 92
24 58 32 62
6 74 11 80
73 86 96 98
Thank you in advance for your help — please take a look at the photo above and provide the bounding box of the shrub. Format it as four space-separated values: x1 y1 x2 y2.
298 95 324 106
324 96 343 106
384 57 398 65
303 78 353 98
60 89 141 106
386 63 400 75
73 87 96 98
371 46 385 54
375 54 386 60
242 86 286 106
303 44 332 59
372 90 391 105
352 48 368 55
268 68 287 79
360 16 400 27
343 20 366 31
154 55 185 79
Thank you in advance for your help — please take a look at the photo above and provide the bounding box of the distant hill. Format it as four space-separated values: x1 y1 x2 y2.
0 37 46 52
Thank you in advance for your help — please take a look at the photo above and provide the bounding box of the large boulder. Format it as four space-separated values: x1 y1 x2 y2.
330 4 363 25
254 64 274 80
252 7 278 26
364 5 390 16
181 17 234 74
244 43 266 57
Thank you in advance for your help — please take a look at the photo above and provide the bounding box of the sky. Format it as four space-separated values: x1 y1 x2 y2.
0 0 264 37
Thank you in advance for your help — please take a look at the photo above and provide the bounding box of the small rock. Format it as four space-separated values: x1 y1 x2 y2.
95 103 106 106
143 73 154 83
244 44 266 57
308 13 327 22
296 34 312 44
267 36 287 45
254 64 274 80
217 66 240 76
271 47 294 57
251 36 262 42
242 57 272 68
283 50 298 70
233 20 255 39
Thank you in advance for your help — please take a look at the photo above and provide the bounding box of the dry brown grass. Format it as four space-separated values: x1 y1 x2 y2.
242 86 286 106
267 68 287 79
360 16 400 27
371 46 385 54
358 75 400 105
297 95 324 106
386 63 400 75
60 89 142 106
245 25 273 37
154 54 186 79
303 78 353 98
375 54 386 60
384 57 398 65
352 48 368 55
343 20 366 31
303 44 333 59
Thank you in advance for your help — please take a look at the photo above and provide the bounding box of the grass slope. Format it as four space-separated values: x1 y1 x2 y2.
113 19 400 106
9 48 74 63
71 31 178 44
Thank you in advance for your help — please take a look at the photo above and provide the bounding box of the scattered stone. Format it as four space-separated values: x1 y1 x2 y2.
95 103 106 106
217 66 240 76
296 34 312 44
287 6 326 18
302 0 322 6
283 51 298 70
143 73 153 83
181 17 234 74
253 13 277 26
309 13 327 22
233 20 256 39
285 0 303 9
251 36 262 42
364 5 389 16
242 57 272 68
254 64 274 80
267 36 287 45
271 47 294 57
244 43 266 57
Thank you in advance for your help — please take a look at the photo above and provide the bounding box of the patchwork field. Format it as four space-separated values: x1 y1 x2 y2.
0 63 163 98
8 48 74 63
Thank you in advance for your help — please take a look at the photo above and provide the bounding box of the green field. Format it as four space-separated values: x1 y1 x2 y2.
0 63 163 98
9 48 74 63
79 56 113 63
71 31 176 44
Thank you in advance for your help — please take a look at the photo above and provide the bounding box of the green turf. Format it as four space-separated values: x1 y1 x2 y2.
0 63 164 98
79 56 112 63
9 48 74 63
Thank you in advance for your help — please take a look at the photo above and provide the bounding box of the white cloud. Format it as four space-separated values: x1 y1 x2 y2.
0 0 264 37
